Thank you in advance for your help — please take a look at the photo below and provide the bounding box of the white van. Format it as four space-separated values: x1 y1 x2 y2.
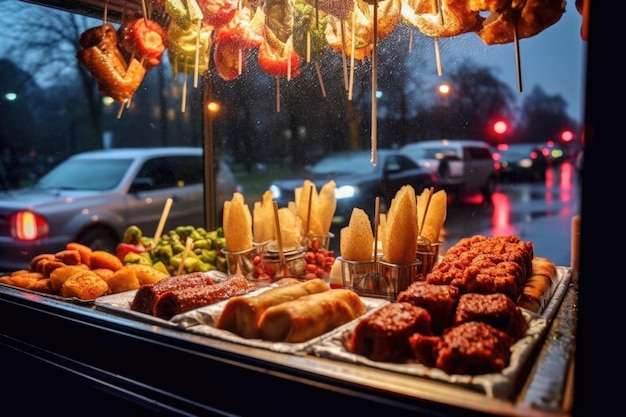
401 139 498 200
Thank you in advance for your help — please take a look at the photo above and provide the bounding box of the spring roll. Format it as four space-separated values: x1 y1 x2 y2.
216 278 329 338
259 289 365 343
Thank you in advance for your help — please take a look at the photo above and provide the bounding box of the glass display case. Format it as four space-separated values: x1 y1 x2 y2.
0 0 606 415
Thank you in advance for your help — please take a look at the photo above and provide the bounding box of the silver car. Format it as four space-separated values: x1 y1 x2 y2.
401 139 498 200
0 147 237 272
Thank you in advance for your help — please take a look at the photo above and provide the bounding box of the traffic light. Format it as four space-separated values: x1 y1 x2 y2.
560 129 574 142
492 119 509 135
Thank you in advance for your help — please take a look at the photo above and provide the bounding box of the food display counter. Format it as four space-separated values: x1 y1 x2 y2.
1 0 604 415
0 265 576 417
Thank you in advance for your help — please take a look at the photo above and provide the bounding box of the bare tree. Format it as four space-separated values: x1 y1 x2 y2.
1 0 102 152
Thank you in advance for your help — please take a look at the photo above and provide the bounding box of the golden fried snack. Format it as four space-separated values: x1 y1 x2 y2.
66 242 93 267
406 0 483 38
217 278 329 339
223 192 253 253
383 185 418 264
29 253 55 272
0 276 15 285
103 267 141 294
296 180 318 233
29 278 55 294
253 190 275 243
91 268 115 280
54 249 82 265
311 180 337 236
6 272 45 289
340 208 374 262
258 289 366 342
517 256 557 313
123 263 169 285
39 259 67 278
50 265 88 291
476 0 565 45
60 271 110 300
417 188 447 244
90 250 123 271
277 207 302 249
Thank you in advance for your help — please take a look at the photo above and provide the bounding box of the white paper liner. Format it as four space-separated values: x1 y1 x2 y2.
172 295 389 354
96 277 389 354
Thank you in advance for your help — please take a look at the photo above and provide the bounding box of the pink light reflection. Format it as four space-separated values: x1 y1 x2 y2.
490 192 515 235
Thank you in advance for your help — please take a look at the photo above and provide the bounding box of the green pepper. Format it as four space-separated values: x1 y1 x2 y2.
155 244 174 259
123 225 143 245
199 249 217 264
193 239 211 249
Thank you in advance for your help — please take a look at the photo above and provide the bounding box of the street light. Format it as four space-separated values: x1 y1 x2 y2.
437 83 451 96
204 99 221 230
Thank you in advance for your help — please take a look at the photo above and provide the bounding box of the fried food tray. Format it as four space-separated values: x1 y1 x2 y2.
96 279 389 354
310 266 571 399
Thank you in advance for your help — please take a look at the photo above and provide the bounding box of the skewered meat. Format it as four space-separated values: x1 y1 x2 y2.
477 0 566 45
404 0 484 38
76 24 146 103
120 17 168 69
325 0 402 60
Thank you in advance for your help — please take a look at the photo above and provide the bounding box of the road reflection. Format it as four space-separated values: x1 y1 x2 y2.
441 161 580 266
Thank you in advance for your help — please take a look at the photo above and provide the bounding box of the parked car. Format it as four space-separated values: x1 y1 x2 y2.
269 149 436 231
537 141 566 165
400 139 498 200
491 143 548 182
0 147 238 272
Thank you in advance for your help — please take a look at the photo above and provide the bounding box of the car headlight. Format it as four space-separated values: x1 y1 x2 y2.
269 184 281 199
518 158 533 168
335 185 358 199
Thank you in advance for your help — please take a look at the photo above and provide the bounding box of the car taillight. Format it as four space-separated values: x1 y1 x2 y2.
10 211 49 240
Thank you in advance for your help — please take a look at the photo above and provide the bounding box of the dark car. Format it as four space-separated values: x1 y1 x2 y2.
0 147 238 272
268 149 436 231
492 143 548 182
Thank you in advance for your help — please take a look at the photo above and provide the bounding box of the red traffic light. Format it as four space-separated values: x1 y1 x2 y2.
492 119 508 135
561 130 574 142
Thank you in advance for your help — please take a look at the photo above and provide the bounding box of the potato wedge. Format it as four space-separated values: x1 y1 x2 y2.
277 207 302 250
124 263 169 285
383 185 418 264
311 180 336 236
223 192 253 252
103 267 141 293
296 180 318 234
340 208 374 261
417 189 447 243
253 190 275 243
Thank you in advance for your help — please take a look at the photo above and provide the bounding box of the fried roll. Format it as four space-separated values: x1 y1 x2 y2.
130 272 215 314
153 275 257 320
216 278 329 338
259 289 366 343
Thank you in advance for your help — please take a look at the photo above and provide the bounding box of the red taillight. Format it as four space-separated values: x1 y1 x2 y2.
11 211 49 240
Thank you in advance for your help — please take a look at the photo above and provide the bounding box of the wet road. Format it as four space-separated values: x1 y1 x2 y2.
441 161 581 267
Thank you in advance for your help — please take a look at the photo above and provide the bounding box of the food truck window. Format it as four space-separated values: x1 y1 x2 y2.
0 0 585 268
